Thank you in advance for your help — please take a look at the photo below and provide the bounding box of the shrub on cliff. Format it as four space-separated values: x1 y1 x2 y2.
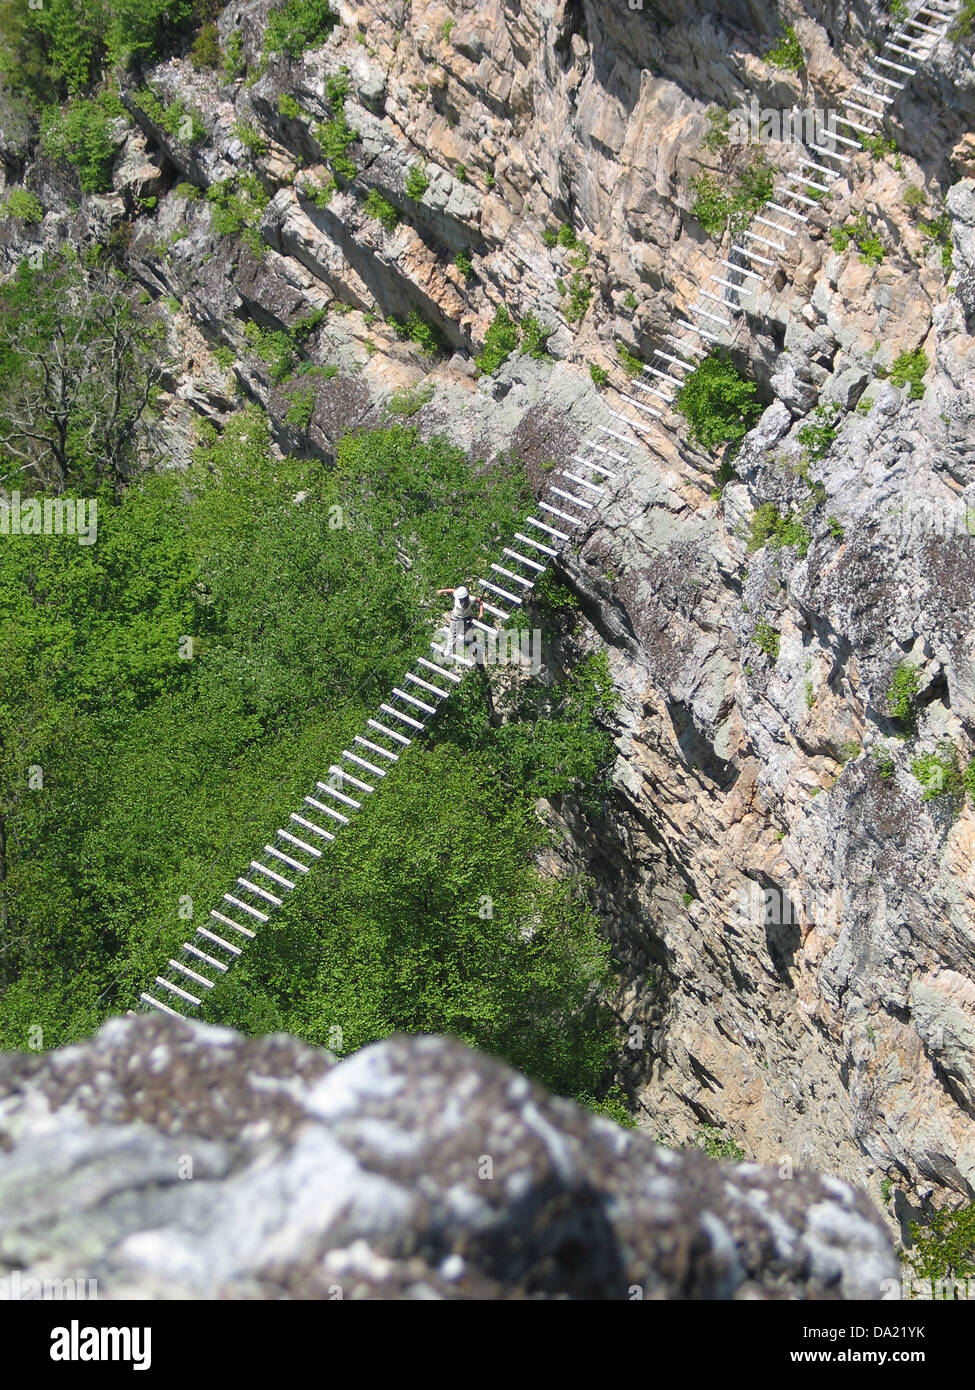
476 305 519 374
886 661 920 729
40 90 126 193
675 351 762 452
405 163 431 200
263 0 338 59
905 1202 975 1286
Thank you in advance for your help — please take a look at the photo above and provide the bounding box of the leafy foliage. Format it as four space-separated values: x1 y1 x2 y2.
206 174 270 255
2 188 44 223
831 213 886 266
405 163 431 200
0 0 206 102
950 1 975 42
315 112 358 181
40 90 126 193
887 661 920 728
385 382 434 417
701 106 731 153
135 86 207 145
263 0 338 58
476 304 519 374
919 212 953 274
615 342 643 377
911 743 964 809
691 1125 747 1160
965 756 975 805
887 348 929 400
0 249 163 493
363 187 400 231
753 619 780 662
520 311 553 359
797 402 841 460
189 22 220 69
905 1202 975 1285
690 155 774 238
561 271 592 325
746 503 812 558
388 308 444 356
0 415 622 1107
764 25 805 72
675 351 762 452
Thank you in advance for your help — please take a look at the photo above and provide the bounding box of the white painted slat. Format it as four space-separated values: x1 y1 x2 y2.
502 546 545 572
852 84 894 104
355 734 400 760
540 501 586 524
549 486 594 511
316 780 363 807
677 316 722 340
875 56 916 76
157 976 201 1006
304 795 350 823
379 703 424 731
391 687 436 715
210 909 256 938
719 259 763 279
526 516 569 540
430 642 475 666
237 876 283 906
478 600 510 619
743 231 786 253
169 959 215 989
588 440 628 460
491 561 535 585
250 860 296 889
223 893 268 923
276 828 323 856
558 472 604 495
797 157 838 177
416 656 463 682
766 201 808 222
183 942 229 971
326 764 374 793
197 926 243 956
367 718 411 745
341 748 388 776
290 811 336 840
406 671 452 697
515 530 557 556
141 992 183 1018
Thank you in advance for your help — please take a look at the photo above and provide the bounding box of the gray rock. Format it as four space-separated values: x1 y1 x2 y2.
826 367 869 410
0 1018 897 1300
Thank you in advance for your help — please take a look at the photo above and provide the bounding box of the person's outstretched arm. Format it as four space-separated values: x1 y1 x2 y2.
436 588 454 597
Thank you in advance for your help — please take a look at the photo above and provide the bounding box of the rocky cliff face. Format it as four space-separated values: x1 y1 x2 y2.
2 0 974 1232
0 1016 897 1298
